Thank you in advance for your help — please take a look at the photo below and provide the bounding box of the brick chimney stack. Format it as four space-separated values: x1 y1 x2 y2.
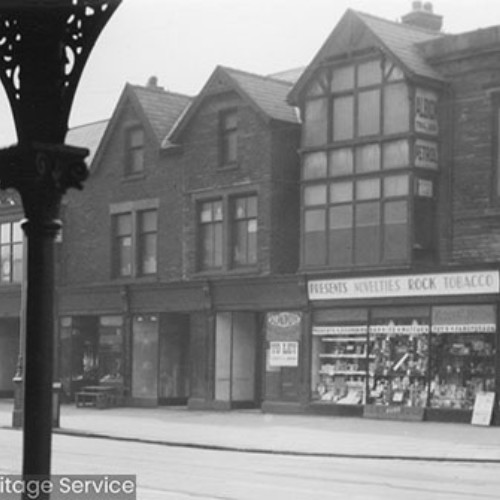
402 1 443 32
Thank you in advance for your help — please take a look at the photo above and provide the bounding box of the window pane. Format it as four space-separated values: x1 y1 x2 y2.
330 182 353 203
356 202 380 226
385 200 408 224
213 201 223 221
383 140 409 169
331 65 354 91
384 201 408 261
303 152 327 179
384 175 409 198
119 236 132 276
246 196 257 218
356 179 381 200
358 60 382 87
1 245 10 282
304 185 327 206
355 202 380 265
140 233 157 274
12 243 22 283
356 144 380 173
303 98 328 147
329 204 353 229
233 222 248 266
384 83 410 134
140 210 157 232
1 224 10 243
129 128 144 147
329 205 353 267
358 90 380 136
329 148 353 177
13 222 23 242
304 209 326 266
222 111 237 131
333 96 354 141
116 214 132 236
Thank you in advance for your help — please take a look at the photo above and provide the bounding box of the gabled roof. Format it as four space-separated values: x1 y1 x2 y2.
167 66 299 145
289 9 446 104
91 82 192 167
66 119 109 168
130 85 192 142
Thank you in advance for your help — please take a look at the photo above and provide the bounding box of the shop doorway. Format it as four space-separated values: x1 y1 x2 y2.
131 313 190 406
158 314 190 406
215 312 263 409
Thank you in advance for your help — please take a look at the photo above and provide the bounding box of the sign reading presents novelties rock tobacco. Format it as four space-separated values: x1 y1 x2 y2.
308 270 500 301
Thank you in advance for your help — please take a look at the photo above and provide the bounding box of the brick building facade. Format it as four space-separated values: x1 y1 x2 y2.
1 3 500 423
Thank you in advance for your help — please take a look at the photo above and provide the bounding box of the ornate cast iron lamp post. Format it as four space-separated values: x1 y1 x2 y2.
0 0 121 491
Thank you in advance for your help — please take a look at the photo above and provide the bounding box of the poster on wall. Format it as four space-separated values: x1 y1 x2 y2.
269 341 299 367
415 88 439 136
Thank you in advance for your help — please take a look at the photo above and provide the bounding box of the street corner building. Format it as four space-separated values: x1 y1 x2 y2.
1 2 500 424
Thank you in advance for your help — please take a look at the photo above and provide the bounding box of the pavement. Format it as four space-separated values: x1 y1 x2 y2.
1 400 500 463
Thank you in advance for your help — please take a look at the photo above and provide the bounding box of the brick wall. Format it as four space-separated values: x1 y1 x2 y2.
432 45 500 264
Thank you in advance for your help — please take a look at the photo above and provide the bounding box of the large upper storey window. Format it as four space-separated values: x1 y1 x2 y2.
303 59 410 147
301 58 439 269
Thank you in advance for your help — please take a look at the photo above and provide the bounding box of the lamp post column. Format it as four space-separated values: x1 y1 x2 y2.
0 1 121 493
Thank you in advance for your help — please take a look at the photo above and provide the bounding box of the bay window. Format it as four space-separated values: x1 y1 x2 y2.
301 57 438 269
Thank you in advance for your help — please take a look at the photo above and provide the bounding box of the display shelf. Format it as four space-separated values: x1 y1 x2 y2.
313 327 369 405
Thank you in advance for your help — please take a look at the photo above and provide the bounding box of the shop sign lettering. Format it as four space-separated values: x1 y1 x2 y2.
269 341 299 367
415 88 439 135
415 139 438 169
308 271 500 300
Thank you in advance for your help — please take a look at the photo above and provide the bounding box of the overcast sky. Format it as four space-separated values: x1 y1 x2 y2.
0 0 498 145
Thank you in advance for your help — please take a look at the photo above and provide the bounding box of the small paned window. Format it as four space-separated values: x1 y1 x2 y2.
0 221 22 283
126 127 145 175
232 195 258 267
199 200 223 270
220 110 238 166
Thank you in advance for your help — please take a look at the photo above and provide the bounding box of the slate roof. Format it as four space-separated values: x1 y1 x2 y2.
167 66 300 145
130 85 192 142
289 9 446 103
222 67 299 124
66 119 109 167
355 11 445 81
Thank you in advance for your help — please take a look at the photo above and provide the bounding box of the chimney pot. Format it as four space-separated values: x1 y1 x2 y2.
147 75 158 88
402 1 442 31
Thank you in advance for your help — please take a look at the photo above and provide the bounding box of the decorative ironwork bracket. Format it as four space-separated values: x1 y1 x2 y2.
0 0 121 144
0 142 89 222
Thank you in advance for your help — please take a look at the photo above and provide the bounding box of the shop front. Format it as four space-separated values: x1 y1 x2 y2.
308 269 500 423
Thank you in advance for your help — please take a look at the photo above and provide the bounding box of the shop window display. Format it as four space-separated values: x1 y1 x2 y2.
429 305 496 410
430 331 495 410
368 319 429 407
312 325 369 404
